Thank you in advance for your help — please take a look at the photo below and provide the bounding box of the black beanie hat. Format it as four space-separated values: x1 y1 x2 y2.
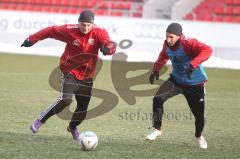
166 23 182 36
78 10 94 23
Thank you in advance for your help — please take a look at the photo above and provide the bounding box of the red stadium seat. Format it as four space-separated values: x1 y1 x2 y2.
33 5 43 12
8 3 17 10
67 8 83 14
16 0 27 3
213 15 224 21
79 0 88 7
225 0 233 4
68 8 76 14
71 0 80 6
60 7 68 13
61 0 70 6
225 6 233 14
234 0 240 5
51 0 60 5
25 5 35 11
42 0 52 5
233 6 240 14
110 11 123 16
29 0 43 5
136 5 143 11
52 6 60 13
93 9 107 15
233 16 240 22
223 15 233 22
0 3 9 10
132 12 142 17
98 2 108 9
203 14 213 21
215 6 224 14
42 6 52 12
16 4 24 11
88 0 97 8
1 0 10 2
185 13 194 20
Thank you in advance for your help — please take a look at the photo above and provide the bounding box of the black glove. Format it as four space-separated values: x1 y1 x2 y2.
149 71 159 84
186 64 194 79
21 38 34 47
100 45 110 55
100 41 117 55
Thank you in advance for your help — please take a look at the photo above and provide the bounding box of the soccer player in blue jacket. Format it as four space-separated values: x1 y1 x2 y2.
146 23 212 149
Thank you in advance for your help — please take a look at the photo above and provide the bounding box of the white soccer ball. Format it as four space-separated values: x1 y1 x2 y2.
78 131 98 151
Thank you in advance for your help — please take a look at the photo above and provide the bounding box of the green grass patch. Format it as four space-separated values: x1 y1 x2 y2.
0 53 240 159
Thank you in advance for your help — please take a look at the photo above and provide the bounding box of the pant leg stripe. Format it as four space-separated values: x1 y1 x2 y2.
38 73 65 121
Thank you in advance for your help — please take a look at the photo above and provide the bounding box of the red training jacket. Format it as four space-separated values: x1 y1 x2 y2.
153 34 212 72
29 24 115 80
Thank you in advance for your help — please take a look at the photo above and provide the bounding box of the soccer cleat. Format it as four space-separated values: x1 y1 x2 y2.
196 135 208 149
67 126 80 141
146 129 162 141
30 119 43 133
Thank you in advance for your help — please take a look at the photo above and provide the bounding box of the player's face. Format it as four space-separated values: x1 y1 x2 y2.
78 22 93 34
166 32 180 46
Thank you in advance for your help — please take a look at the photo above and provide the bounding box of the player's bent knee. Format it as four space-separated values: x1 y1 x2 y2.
61 98 73 106
153 96 165 104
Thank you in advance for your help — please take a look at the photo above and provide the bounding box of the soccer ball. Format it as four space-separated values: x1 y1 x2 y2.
78 131 98 151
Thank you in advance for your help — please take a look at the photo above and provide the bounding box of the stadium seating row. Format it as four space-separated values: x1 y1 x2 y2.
184 0 240 23
0 0 144 17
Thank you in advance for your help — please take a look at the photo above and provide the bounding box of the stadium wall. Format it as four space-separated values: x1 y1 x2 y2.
0 10 240 69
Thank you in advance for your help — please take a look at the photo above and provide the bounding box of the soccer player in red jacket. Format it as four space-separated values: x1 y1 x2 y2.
146 23 212 149
21 10 116 141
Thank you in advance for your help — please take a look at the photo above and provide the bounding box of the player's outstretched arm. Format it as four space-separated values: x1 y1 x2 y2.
21 25 68 48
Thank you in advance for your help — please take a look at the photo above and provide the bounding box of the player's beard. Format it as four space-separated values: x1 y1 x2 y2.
167 39 180 49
